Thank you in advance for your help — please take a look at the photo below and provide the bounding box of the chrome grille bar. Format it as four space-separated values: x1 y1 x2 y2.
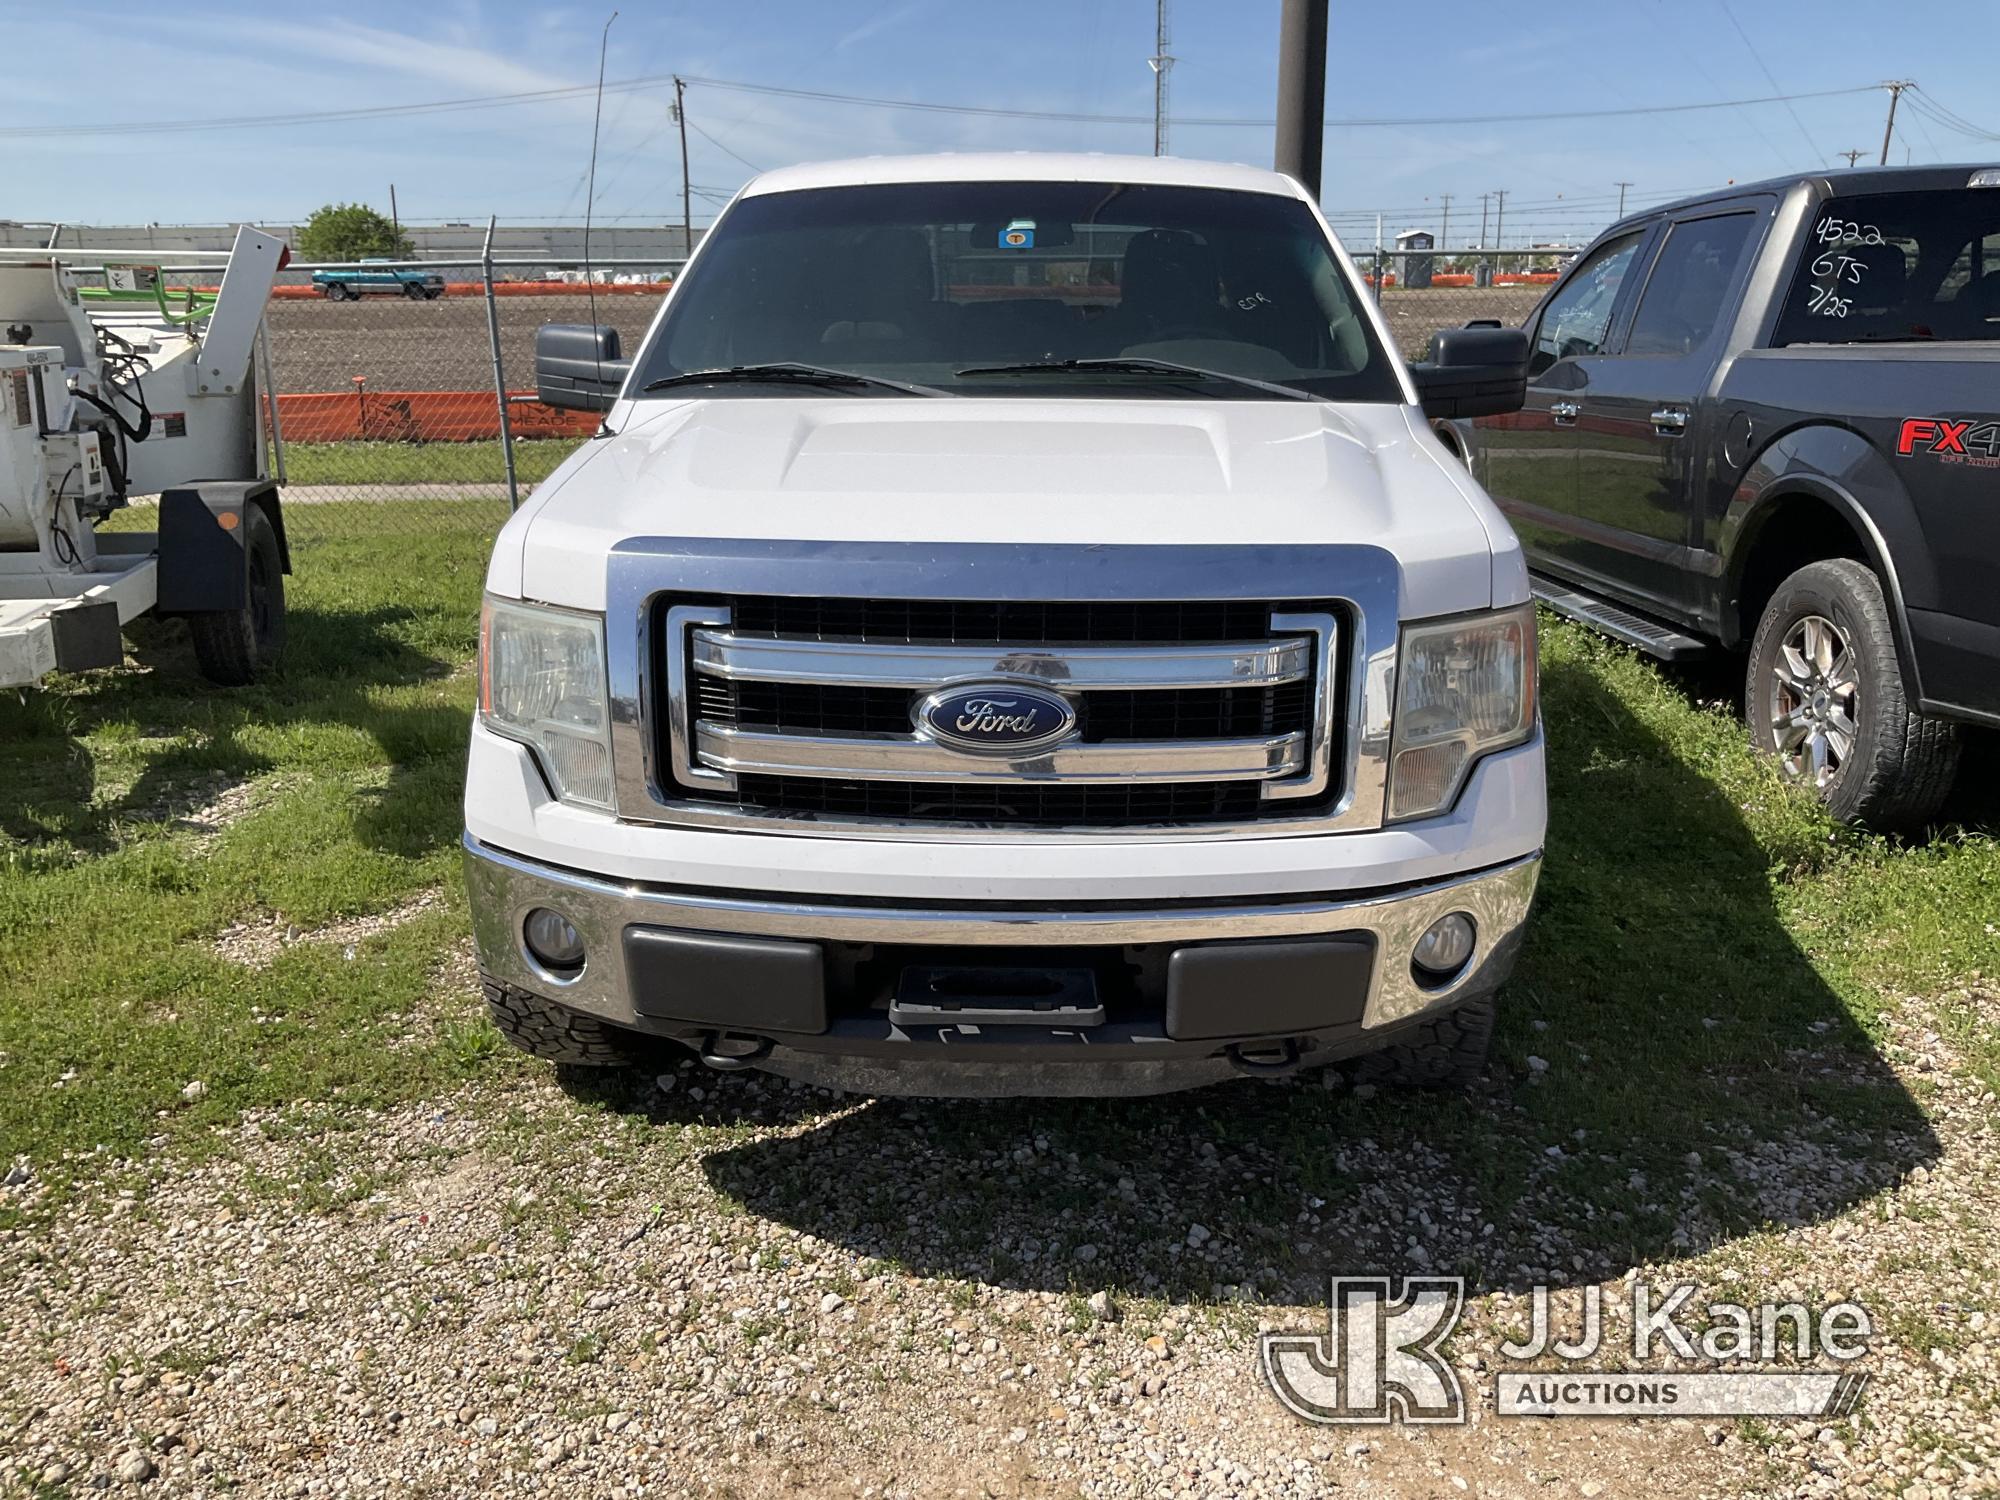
690 630 1312 690
694 724 1307 783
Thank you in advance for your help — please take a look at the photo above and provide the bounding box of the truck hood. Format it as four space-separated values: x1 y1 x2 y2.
499 397 1519 618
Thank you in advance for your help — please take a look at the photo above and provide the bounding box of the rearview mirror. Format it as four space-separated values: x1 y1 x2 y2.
535 323 631 411
1409 324 1530 420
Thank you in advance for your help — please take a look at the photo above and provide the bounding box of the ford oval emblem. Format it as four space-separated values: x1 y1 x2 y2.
916 682 1078 755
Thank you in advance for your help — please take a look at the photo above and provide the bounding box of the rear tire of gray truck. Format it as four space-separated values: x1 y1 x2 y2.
1746 558 1960 833
189 505 287 686
482 973 641 1068
1348 992 1494 1089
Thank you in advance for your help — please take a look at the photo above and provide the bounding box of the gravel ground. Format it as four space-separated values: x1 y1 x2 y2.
3 987 1993 1499
262 287 1538 395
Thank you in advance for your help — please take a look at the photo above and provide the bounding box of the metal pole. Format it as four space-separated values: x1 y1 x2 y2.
675 77 693 261
1439 195 1450 253
1879 81 1909 166
1493 190 1508 265
257 320 287 489
390 183 400 236
1273 0 1327 199
1149 0 1174 157
1374 212 1384 303
1478 194 1489 248
1614 180 1632 217
483 215 520 512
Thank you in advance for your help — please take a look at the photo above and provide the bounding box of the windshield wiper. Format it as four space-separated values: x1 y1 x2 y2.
954 357 1319 401
641 363 947 396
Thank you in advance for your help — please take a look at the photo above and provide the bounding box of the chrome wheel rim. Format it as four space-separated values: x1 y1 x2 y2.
1769 613 1858 789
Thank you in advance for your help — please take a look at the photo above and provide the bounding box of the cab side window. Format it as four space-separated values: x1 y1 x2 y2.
1529 231 1645 377
1625 213 1755 357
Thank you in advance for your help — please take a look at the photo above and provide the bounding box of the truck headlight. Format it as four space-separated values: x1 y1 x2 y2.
479 595 614 811
1386 604 1536 822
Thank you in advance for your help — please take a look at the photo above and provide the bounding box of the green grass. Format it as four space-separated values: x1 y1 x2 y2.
280 438 585 488
0 504 509 1185
1 526 1995 1280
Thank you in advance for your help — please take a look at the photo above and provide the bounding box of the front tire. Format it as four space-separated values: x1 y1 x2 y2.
1348 992 1494 1090
189 505 286 685
482 973 640 1068
1745 558 1959 832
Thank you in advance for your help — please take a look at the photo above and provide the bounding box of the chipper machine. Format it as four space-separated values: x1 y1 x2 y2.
1 227 292 687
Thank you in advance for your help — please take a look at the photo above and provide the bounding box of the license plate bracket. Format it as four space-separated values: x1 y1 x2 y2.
889 964 1105 1028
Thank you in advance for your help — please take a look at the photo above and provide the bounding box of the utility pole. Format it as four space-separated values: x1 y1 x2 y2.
1478 192 1490 248
1149 0 1175 157
1614 180 1632 217
1879 80 1912 166
1839 149 1864 167
1273 0 1328 200
1438 194 1451 250
1493 190 1508 257
673 76 692 260
389 183 400 236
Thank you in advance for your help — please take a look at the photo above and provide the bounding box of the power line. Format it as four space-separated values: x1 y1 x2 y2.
0 73 1886 140
680 74 1882 131
1714 0 1826 165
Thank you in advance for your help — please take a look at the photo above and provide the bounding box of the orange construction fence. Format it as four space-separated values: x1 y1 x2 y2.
273 390 596 443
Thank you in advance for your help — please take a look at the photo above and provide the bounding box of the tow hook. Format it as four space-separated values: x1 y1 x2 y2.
699 1033 773 1071
1226 1038 1303 1077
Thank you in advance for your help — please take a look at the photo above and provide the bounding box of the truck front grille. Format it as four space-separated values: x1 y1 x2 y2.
652 594 1345 831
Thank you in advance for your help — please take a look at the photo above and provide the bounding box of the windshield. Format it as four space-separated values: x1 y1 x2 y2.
1774 188 2000 345
631 180 1402 401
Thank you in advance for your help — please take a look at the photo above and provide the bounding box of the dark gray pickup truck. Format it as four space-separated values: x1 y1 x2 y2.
1448 164 2000 831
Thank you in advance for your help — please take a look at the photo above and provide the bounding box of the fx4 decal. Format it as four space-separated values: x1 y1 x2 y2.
1897 417 2000 464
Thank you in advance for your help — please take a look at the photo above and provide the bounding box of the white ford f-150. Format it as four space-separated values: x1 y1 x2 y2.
463 152 1546 1097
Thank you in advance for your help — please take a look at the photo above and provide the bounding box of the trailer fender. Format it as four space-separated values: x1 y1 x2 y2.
156 480 290 615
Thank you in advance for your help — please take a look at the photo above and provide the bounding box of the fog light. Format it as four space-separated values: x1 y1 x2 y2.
524 907 585 973
1412 912 1476 982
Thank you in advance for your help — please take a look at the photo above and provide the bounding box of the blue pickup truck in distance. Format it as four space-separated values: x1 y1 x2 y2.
311 259 446 302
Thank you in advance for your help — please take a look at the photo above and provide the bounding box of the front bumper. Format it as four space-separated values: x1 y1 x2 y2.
464 835 1541 1096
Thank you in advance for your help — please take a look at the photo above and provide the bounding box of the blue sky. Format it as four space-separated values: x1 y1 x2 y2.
9 0 1999 246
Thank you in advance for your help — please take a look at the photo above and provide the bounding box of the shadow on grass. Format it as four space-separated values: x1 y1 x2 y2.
676 657 1938 1302
0 601 469 861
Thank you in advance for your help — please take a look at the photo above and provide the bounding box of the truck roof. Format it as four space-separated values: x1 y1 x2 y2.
738 152 1310 202
1615 162 2000 232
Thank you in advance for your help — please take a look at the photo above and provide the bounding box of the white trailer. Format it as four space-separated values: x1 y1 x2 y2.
0 226 292 688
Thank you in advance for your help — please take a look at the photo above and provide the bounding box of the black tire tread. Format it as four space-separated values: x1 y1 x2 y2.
1349 993 1495 1089
1746 559 1959 833
189 505 285 686
482 972 636 1067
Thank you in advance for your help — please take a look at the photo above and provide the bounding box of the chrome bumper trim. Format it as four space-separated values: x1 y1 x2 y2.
691 723 1307 783
690 629 1314 690
464 834 1541 1034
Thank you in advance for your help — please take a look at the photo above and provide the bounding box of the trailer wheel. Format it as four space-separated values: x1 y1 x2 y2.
404 281 427 299
424 285 444 300
189 505 286 685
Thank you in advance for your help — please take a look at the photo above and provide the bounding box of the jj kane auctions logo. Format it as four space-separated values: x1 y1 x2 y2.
1263 1278 1871 1425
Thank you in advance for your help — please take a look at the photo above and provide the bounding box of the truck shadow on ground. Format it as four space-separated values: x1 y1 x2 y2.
0 604 468 861
680 657 1940 1303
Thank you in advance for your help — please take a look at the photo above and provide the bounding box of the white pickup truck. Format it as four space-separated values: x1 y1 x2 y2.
463 153 1545 1097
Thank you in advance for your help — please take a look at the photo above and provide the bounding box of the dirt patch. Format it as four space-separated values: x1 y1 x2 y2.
211 887 446 969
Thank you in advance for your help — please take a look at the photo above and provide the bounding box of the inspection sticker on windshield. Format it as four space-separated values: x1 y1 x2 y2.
1000 218 1036 249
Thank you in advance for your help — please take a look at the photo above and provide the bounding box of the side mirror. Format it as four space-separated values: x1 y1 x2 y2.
535 323 630 411
1409 324 1530 420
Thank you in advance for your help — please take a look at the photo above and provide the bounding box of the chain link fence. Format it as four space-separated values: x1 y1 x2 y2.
1360 248 1562 358
106 246 1554 568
